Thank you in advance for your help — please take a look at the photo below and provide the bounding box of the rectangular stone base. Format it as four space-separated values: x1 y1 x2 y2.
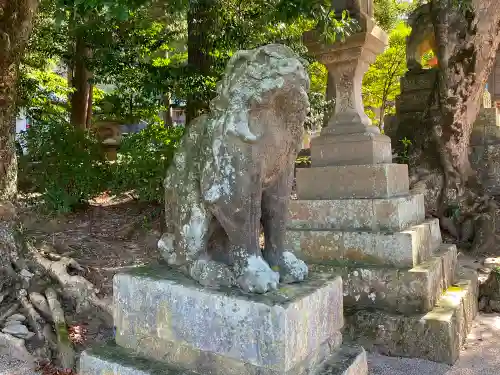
288 194 424 232
343 273 478 365
286 219 442 267
79 343 368 375
296 164 409 200
310 133 392 167
309 244 457 315
113 266 344 375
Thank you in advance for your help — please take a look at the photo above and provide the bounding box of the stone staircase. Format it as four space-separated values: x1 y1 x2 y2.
289 162 478 365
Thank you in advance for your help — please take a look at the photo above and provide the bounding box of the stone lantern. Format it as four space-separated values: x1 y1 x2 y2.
303 0 389 166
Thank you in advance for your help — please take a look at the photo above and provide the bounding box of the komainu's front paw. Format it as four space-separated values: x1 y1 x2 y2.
275 251 308 284
237 256 279 294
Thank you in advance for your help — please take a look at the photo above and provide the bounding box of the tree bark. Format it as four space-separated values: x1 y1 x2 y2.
0 0 39 201
431 0 500 194
186 0 218 124
398 0 500 251
0 0 39 288
70 35 92 129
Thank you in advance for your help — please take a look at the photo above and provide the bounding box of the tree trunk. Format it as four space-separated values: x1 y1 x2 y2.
86 84 93 128
186 0 218 124
400 0 500 252
0 0 39 284
70 35 92 129
0 0 39 200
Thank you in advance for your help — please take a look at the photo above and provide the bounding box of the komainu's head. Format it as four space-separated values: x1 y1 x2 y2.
209 44 310 143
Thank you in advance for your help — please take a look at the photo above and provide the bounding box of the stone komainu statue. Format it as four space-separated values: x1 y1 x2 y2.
159 44 310 294
406 3 436 71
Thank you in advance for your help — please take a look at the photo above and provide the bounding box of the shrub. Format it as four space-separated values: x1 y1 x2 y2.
109 123 184 203
18 117 110 212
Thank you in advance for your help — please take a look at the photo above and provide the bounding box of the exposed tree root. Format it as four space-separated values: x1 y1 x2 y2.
28 243 112 317
0 228 112 373
410 167 500 254
45 288 75 370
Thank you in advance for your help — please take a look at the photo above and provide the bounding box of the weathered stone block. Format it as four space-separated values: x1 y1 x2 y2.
435 244 458 290
113 267 344 375
470 144 500 195
287 194 424 232
80 344 193 375
309 243 457 314
310 133 392 167
317 346 368 375
470 125 500 145
344 274 478 365
474 107 498 128
296 164 409 200
400 70 437 92
396 91 438 113
286 219 441 267
79 343 367 375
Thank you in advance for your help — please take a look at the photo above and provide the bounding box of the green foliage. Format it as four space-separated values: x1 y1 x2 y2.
395 137 412 164
18 118 109 213
374 0 413 32
305 92 334 131
295 155 311 167
17 61 70 120
109 124 184 202
362 22 410 130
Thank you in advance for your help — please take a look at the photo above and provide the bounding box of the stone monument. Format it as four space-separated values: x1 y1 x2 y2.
290 3 478 365
78 44 368 375
470 106 500 194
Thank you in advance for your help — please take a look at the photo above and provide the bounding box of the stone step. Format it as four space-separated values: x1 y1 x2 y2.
317 346 368 375
288 194 425 232
113 266 344 375
79 343 192 375
286 219 442 267
343 271 479 365
310 244 457 315
295 164 409 200
79 343 369 375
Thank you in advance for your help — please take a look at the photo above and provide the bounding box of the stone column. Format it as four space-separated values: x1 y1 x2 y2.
303 26 390 166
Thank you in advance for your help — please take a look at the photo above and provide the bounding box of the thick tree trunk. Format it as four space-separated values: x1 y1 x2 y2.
432 0 500 193
398 0 500 251
70 35 92 129
0 0 38 201
186 0 218 124
0 0 38 287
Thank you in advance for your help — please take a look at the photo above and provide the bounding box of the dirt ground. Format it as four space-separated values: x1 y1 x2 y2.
17 194 165 360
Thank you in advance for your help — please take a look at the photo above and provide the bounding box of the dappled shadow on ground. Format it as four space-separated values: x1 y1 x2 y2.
16 195 166 356
18 195 164 297
368 314 500 375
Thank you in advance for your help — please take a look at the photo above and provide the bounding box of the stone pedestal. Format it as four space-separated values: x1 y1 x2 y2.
79 267 368 375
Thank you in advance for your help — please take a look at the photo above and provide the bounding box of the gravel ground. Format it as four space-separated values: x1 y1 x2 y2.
0 356 37 375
